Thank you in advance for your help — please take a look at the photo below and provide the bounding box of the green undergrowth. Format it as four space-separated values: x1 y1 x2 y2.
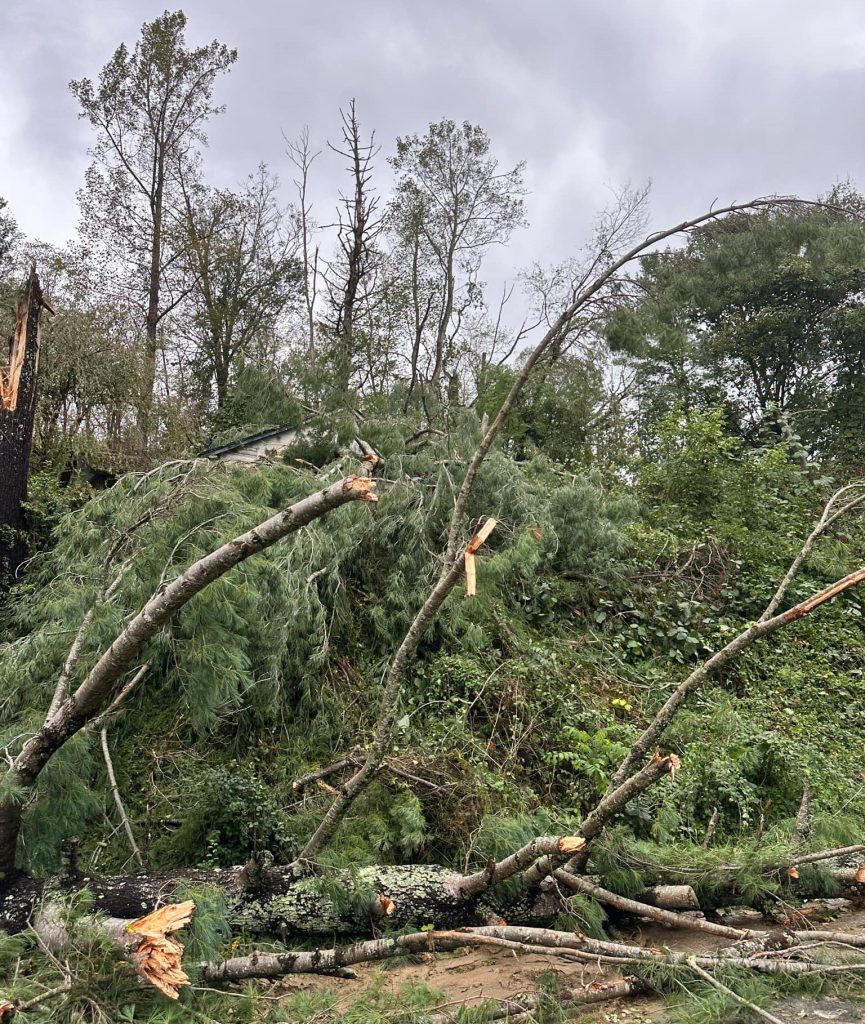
2 409 864 873
2 408 865 1020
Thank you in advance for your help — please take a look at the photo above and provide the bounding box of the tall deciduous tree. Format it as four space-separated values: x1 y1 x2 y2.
182 166 301 409
70 10 236 449
388 121 526 400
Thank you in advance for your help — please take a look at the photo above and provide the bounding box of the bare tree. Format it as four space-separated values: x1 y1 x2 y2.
285 127 321 359
323 101 383 398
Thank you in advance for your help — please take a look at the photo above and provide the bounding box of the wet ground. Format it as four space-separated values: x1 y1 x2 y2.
269 908 865 1021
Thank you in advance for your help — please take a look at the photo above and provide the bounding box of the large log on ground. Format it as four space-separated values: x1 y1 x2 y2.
0 863 560 937
3 857 861 938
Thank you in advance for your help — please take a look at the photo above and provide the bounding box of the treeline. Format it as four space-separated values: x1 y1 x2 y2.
1 11 863 501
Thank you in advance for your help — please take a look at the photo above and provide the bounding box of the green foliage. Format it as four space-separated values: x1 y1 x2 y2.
208 363 305 442
557 892 607 939
475 354 605 466
172 884 231 961
545 725 632 808
156 762 297 868
5 392 865 885
8 14 865 1024
612 200 865 462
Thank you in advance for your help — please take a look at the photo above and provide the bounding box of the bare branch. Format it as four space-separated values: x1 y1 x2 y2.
100 727 143 867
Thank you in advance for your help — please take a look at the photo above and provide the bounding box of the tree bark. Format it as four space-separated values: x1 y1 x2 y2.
0 268 46 585
0 863 560 937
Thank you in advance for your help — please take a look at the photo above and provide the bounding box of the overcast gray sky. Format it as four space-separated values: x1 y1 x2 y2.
2 0 865 279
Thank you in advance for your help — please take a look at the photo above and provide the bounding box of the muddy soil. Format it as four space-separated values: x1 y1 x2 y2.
268 909 865 1021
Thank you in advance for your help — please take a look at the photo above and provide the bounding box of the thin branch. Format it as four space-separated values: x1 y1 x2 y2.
686 958 787 1024
554 872 749 941
293 518 497 865
563 753 679 874
46 608 95 720
100 727 143 867
608 566 865 792
761 482 865 621
87 664 149 732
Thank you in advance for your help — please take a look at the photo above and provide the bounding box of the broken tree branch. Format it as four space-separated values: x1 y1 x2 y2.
31 900 195 1000
293 518 496 866
455 836 585 899
100 727 143 868
0 474 378 874
442 196 817 567
760 481 865 622
608 567 865 792
563 752 679 874
292 196 850 869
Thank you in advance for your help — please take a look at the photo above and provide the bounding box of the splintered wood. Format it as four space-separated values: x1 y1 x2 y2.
464 517 497 597
344 477 378 501
1 291 33 412
557 836 586 855
126 900 195 999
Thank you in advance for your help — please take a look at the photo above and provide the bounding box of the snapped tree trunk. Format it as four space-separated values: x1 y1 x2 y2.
0 268 46 586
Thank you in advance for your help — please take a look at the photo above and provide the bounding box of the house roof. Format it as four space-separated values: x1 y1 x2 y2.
197 423 298 460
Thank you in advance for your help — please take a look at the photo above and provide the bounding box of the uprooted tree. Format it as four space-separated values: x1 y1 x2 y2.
2 196 865 1014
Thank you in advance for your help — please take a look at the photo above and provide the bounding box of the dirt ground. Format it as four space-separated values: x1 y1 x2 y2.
274 946 664 1021
266 909 865 1022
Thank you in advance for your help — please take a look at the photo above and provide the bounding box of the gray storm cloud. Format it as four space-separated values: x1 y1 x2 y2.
1 0 864 275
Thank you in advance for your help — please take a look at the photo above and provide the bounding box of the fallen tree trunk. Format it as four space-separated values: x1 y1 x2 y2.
4 856 861 941
0 862 562 937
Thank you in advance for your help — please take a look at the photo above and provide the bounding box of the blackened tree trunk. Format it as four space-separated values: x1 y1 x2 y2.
0 268 45 586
